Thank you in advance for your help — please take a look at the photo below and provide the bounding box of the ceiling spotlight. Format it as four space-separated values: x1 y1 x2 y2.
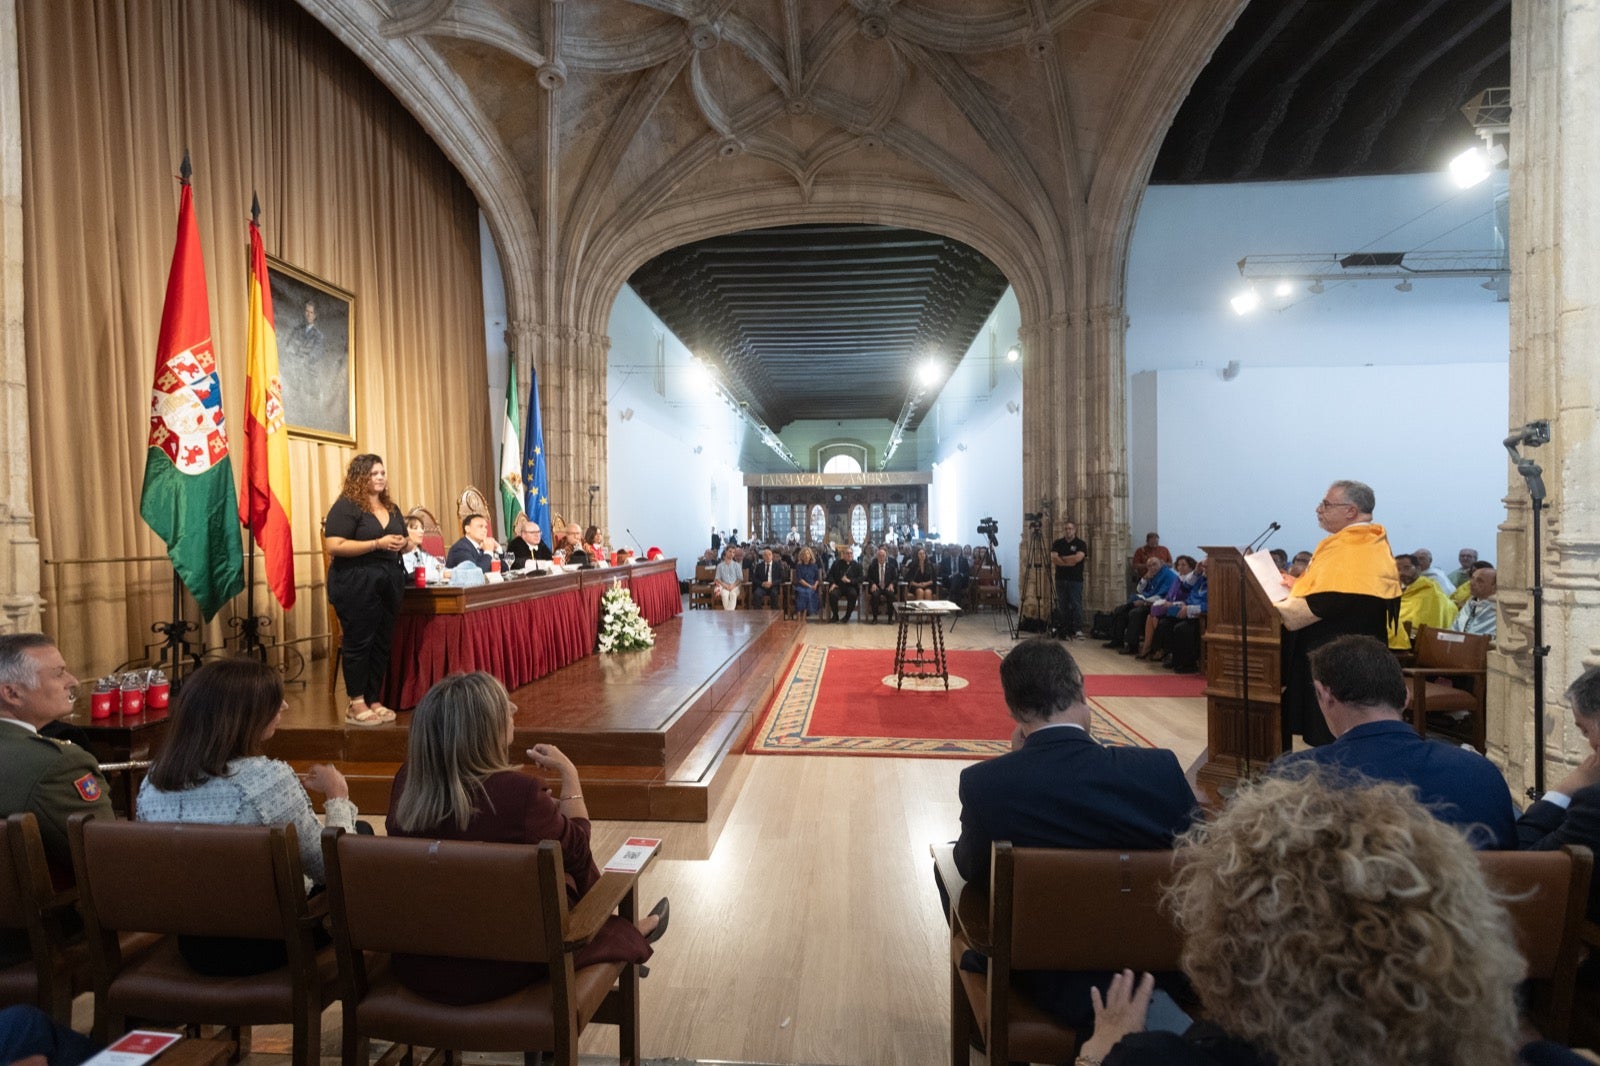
1273 279 1294 298
1449 145 1498 189
1229 288 1261 315
1394 279 1413 292
1481 278 1499 290
1307 280 1325 294
1005 346 1020 363
917 360 941 386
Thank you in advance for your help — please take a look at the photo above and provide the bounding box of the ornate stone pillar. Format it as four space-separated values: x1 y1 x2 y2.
524 322 609 538
0 0 41 635
1018 301 1130 622
1490 0 1600 796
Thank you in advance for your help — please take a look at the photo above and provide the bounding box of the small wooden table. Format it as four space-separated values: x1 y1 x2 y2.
894 602 959 689
60 709 173 817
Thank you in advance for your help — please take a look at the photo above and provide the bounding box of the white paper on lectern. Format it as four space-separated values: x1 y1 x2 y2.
1243 551 1292 603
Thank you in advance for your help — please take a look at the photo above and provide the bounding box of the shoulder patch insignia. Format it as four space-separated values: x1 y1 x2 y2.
74 773 102 802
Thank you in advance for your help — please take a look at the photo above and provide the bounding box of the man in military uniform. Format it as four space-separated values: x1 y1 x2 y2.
0 634 114 887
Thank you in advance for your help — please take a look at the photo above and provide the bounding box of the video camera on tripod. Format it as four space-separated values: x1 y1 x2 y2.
976 517 999 549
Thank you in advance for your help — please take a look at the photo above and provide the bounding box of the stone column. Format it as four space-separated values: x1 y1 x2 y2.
528 322 609 538
0 0 41 635
1490 0 1600 796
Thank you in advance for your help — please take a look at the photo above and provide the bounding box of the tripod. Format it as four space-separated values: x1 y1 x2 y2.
1017 521 1055 639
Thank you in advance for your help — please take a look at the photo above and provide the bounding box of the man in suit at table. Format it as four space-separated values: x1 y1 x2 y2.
445 513 501 571
750 548 786 610
862 546 899 624
946 638 1197 1031
508 516 553 568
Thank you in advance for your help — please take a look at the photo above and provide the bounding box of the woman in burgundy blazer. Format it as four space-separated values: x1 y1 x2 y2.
387 672 665 1005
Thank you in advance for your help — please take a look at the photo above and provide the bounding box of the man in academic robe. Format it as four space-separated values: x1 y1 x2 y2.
1274 480 1401 747
1450 564 1497 638
825 546 864 622
863 547 899 623
1446 548 1480 591
1388 553 1460 650
509 517 554 568
445 513 502 571
1412 548 1456 593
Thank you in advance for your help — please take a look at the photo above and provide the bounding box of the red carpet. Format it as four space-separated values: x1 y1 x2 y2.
750 647 1162 758
1083 672 1207 698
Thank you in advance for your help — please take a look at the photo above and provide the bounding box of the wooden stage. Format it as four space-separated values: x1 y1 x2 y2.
263 607 800 822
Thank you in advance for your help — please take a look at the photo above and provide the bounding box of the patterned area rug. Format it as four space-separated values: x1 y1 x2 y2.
749 646 1154 758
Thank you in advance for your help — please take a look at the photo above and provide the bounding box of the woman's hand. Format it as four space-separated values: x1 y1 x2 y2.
378 533 408 551
526 743 577 777
303 763 350 799
1077 969 1156 1061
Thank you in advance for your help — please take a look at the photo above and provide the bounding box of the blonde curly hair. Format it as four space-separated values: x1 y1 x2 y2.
1165 769 1523 1066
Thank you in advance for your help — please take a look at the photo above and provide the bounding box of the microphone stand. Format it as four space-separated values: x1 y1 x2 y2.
1506 421 1551 800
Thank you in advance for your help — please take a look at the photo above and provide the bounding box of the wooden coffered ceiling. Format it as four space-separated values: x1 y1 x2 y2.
627 224 1009 430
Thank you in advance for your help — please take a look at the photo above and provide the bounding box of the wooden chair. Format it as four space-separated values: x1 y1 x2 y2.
971 564 1007 614
0 813 83 1022
1479 846 1592 1042
688 563 716 610
68 816 336 1066
1404 625 1491 752
935 843 1182 1066
407 505 446 558
320 828 643 1066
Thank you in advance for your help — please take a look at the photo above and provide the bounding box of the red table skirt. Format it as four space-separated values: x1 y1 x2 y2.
383 567 682 709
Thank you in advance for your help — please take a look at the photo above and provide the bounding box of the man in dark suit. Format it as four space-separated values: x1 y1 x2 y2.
445 513 502 571
1518 665 1600 920
938 545 971 603
508 517 553 568
824 546 863 622
948 638 1197 1030
750 548 786 610
1274 634 1517 849
862 547 899 623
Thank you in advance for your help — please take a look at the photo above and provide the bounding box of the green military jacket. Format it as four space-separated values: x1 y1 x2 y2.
0 720 115 874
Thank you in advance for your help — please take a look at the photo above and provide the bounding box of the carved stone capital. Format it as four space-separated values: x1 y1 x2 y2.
537 61 567 91
687 23 720 50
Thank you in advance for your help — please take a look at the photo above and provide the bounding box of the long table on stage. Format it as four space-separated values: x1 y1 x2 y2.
383 557 682 710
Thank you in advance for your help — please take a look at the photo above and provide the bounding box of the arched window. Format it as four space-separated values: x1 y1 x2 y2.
809 504 826 543
850 504 867 545
822 454 862 474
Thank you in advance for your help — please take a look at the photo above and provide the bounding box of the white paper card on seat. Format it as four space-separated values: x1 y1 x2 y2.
604 836 662 873
83 1031 182 1066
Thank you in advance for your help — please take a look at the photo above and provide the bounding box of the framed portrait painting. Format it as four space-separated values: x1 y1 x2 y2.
267 257 356 444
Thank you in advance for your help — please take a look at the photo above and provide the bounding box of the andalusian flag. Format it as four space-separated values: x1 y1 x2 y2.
138 156 244 621
522 365 551 538
499 361 524 540
238 197 295 609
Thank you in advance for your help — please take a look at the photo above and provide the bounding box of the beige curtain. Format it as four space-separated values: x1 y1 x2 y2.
19 0 492 678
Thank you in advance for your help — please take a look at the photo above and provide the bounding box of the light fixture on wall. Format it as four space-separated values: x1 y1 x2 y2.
917 359 942 387
1272 279 1294 298
956 443 968 452
1307 280 1325 294
693 445 703 454
619 407 634 421
1229 287 1261 315
1005 346 1020 363
1449 143 1506 189
1005 400 1020 414
1393 279 1413 293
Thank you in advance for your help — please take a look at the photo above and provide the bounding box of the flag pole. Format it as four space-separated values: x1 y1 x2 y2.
147 152 205 684
234 192 265 661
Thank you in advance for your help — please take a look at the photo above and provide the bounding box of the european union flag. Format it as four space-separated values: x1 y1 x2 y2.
522 365 552 536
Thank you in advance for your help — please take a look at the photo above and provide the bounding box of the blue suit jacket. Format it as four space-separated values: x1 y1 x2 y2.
1276 719 1518 849
445 536 497 572
953 725 1198 888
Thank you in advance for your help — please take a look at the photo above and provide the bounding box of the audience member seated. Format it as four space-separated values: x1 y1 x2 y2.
1133 556 1196 659
386 672 664 1003
712 547 743 611
1413 547 1455 593
903 547 936 599
945 638 1196 1032
1164 561 1208 674
560 522 591 566
1389 552 1459 650
583 524 607 565
938 545 970 603
0 1005 98 1066
792 547 821 620
1448 547 1481 590
137 657 357 975
445 512 502 571
1129 531 1170 583
1452 563 1498 638
0 633 113 965
401 516 443 583
825 547 864 623
508 514 553 567
1077 771 1530 1066
1273 635 1516 848
750 547 786 610
1104 556 1179 653
1287 549 1312 579
1517 665 1600 922
862 547 899 623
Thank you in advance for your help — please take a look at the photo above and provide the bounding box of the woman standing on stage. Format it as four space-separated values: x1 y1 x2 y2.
323 454 406 726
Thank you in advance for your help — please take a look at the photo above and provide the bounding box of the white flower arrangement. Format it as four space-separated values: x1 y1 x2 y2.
597 581 655 653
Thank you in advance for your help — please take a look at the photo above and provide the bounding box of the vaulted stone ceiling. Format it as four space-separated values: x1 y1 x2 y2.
627 224 1010 429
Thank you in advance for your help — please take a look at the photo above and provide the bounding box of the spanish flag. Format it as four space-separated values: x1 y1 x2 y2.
238 197 295 609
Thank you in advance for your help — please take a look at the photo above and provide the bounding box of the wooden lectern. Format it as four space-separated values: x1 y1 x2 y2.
1194 547 1288 803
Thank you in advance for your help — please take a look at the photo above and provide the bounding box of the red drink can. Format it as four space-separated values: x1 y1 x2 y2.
491 558 501 573
414 565 427 587
146 681 170 710
120 688 144 716
91 690 114 719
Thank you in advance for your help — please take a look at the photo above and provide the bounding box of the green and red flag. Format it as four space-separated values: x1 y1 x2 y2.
138 156 244 621
238 198 295 608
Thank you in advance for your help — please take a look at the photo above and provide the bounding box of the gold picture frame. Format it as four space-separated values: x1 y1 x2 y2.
267 255 356 444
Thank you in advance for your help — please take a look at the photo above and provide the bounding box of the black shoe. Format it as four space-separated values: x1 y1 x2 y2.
1102 640 1122 649
643 897 669 944
1118 646 1137 655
